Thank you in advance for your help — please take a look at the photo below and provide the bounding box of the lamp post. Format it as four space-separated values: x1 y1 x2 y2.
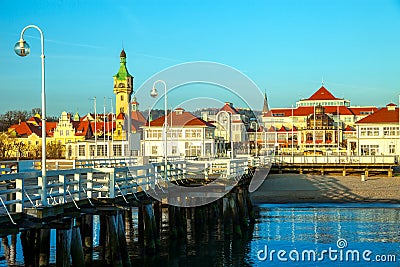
250 118 258 157
14 25 47 206
150 80 168 180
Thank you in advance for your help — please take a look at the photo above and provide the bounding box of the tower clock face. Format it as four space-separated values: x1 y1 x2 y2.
118 83 125 88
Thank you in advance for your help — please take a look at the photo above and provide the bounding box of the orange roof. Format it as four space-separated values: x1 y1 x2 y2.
356 106 399 124
307 86 341 100
268 106 356 117
348 107 378 115
219 102 239 114
10 121 59 137
131 110 146 123
145 110 214 127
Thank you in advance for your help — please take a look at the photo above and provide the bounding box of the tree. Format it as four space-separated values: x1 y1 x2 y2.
46 142 65 159
0 108 41 132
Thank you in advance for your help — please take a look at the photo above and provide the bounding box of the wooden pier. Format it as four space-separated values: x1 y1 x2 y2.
0 158 253 266
268 155 398 177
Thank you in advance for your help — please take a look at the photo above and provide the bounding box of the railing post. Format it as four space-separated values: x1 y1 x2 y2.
109 169 115 198
74 173 81 201
86 171 93 198
16 178 24 212
59 174 66 204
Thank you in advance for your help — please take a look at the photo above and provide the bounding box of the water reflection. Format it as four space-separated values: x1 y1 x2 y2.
251 204 400 266
1 203 399 266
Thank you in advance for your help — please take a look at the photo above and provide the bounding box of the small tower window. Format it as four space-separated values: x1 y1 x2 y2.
121 95 124 101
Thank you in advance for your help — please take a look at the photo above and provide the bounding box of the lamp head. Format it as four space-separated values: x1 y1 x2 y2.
14 39 30 57
150 87 158 98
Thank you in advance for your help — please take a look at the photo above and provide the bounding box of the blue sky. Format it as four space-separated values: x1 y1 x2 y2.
0 0 399 116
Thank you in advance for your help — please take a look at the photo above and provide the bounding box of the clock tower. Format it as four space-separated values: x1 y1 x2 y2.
113 49 133 115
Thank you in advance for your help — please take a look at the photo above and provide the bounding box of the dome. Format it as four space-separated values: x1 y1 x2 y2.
120 49 126 58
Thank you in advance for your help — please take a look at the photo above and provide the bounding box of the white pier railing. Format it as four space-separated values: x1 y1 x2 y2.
0 158 250 222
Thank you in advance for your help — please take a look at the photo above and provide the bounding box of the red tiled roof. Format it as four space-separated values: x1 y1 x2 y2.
131 110 146 123
278 125 288 132
356 107 399 124
344 125 356 131
219 103 239 114
145 110 214 127
46 122 58 137
10 121 58 137
268 106 356 117
348 107 378 115
387 103 397 107
307 86 341 100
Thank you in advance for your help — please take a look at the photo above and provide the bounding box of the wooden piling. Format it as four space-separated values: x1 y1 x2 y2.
117 213 132 267
99 215 107 261
143 204 156 255
169 206 177 239
244 188 255 223
138 206 144 252
39 228 51 267
230 193 242 238
20 229 39 267
56 227 72 267
71 226 85 267
81 215 93 265
223 196 233 236
108 215 123 267
124 208 133 242
236 188 249 229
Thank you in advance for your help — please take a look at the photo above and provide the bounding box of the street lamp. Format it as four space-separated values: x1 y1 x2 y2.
250 118 259 157
150 80 168 180
14 25 47 206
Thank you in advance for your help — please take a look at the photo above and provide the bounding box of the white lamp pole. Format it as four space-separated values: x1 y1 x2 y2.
150 80 168 180
14 25 47 206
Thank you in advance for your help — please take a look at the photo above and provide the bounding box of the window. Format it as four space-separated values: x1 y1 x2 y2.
66 130 69 136
113 144 122 156
90 145 95 157
360 127 379 137
60 130 63 136
389 144 396 154
121 95 124 101
361 144 379 155
185 129 201 138
383 127 399 136
306 133 313 142
151 146 158 155
79 145 85 157
97 145 106 156
172 146 177 155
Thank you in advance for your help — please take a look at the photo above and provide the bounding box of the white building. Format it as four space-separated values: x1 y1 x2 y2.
141 108 216 158
349 103 399 157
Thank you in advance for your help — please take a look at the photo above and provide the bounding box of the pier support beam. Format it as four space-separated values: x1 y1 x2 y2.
21 229 39 267
143 204 156 255
71 226 85 267
117 213 132 267
39 228 51 267
108 215 123 267
56 227 71 267
81 215 93 265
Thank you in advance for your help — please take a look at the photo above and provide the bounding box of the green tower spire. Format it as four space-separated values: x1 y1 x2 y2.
113 49 132 81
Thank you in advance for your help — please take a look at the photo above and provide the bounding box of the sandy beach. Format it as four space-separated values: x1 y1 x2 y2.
251 173 400 203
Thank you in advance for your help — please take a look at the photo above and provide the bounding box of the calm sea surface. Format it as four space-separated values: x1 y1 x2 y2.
1 162 399 266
